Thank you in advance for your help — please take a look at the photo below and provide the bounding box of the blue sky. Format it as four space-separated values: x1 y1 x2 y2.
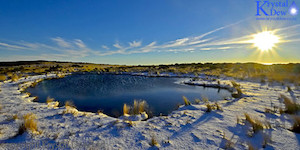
0 0 300 65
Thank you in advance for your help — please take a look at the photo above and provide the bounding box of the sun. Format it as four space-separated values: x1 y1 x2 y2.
251 31 280 51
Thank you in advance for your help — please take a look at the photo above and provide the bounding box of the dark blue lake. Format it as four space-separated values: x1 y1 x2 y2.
27 73 231 117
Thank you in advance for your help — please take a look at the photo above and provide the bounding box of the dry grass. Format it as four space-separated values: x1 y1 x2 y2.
133 100 147 115
244 113 264 133
194 98 201 104
11 74 19 82
215 102 223 111
65 100 76 108
291 115 300 133
280 94 300 114
13 114 18 120
0 74 6 81
123 104 130 115
23 113 39 134
46 96 54 104
206 103 213 112
150 135 158 147
182 96 191 106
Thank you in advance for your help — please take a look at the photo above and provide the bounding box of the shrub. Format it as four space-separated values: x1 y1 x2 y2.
280 94 300 114
182 96 191 106
0 74 6 81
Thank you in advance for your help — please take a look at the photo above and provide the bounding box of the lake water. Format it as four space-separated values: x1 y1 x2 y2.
27 73 231 117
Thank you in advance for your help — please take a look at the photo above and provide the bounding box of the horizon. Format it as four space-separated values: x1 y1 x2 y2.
0 0 300 65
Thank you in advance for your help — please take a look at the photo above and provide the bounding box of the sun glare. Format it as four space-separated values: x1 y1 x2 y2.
251 31 280 51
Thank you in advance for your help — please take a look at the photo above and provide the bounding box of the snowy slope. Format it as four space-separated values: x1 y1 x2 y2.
0 74 299 150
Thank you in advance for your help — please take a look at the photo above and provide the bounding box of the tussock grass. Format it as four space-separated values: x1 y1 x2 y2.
133 100 147 115
13 114 18 120
244 113 264 133
65 100 76 108
280 94 300 114
23 113 39 134
122 100 148 116
46 96 54 103
291 116 300 133
0 74 6 81
182 96 191 106
231 80 240 87
150 135 158 147
215 102 223 111
194 98 201 104
206 103 213 112
123 104 130 115
231 80 243 98
11 74 19 82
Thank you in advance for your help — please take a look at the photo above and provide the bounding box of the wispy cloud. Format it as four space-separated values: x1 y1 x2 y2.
1 20 300 61
51 37 72 48
129 40 142 47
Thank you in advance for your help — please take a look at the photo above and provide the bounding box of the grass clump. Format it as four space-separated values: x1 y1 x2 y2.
65 100 76 108
0 74 6 81
182 96 191 106
133 100 147 115
123 104 130 115
206 103 213 112
150 135 159 147
123 100 148 116
244 113 264 133
11 74 19 82
46 96 54 104
291 116 300 133
194 98 201 104
280 94 300 114
215 102 223 111
231 80 243 98
23 113 39 134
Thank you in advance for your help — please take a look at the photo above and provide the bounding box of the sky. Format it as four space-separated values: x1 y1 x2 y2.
0 0 300 65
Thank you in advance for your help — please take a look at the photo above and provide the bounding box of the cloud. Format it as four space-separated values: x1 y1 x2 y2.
0 42 27 50
102 45 109 50
74 39 87 49
51 37 72 48
129 40 142 47
1 21 300 61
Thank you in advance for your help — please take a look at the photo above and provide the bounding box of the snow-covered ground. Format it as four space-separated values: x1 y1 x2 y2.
0 73 299 149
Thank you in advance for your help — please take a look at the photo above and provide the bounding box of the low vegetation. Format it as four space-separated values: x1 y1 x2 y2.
244 113 269 134
182 96 191 106
291 116 300 133
123 100 148 115
150 135 159 147
46 96 54 103
0 74 6 81
23 113 39 134
231 81 243 98
280 94 300 114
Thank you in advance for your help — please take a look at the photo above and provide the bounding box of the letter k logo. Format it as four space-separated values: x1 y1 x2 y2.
256 1 269 16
